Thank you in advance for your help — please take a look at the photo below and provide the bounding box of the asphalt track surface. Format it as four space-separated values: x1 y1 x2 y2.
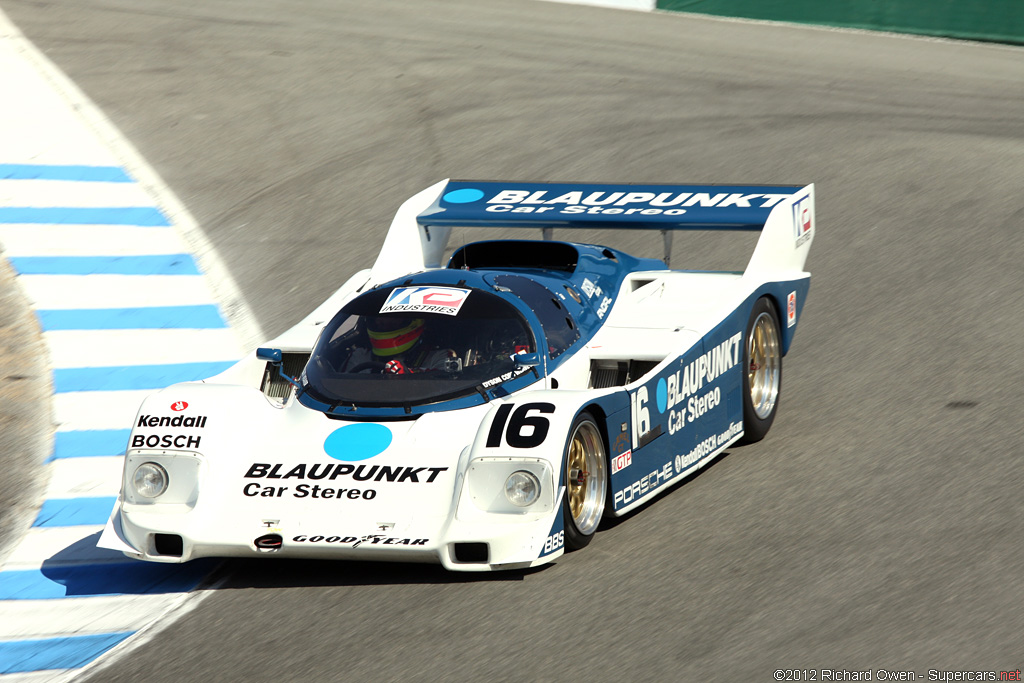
4 0 1024 680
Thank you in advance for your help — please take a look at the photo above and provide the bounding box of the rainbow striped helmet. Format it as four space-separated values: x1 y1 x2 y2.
368 317 425 357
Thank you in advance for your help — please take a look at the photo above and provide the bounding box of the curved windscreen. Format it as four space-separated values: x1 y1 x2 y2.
302 286 536 408
490 275 580 359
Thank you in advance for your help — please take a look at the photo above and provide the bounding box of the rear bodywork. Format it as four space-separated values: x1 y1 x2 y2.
100 180 814 571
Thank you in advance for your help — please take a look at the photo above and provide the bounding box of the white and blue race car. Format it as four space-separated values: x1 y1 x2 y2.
99 180 814 571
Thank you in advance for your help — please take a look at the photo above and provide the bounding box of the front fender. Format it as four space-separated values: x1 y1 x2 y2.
452 390 628 564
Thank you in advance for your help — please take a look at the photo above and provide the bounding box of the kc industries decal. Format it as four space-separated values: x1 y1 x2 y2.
380 286 470 316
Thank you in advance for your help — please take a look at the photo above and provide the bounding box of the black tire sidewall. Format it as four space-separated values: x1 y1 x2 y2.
739 297 782 444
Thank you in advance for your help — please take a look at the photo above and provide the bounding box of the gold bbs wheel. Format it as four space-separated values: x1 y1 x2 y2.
740 297 782 444
563 412 607 550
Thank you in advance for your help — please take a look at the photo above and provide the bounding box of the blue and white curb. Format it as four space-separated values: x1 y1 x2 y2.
0 9 262 681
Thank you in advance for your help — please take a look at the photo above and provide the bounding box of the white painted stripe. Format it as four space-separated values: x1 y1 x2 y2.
0 669 80 683
0 225 187 257
45 329 242 369
0 179 156 208
0 594 181 639
16 274 221 309
2 526 111 571
53 391 151 432
0 118 118 174
44 457 124 500
0 101 117 171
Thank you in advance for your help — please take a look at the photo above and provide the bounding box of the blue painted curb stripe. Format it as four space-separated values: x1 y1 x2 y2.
34 497 118 527
53 360 234 392
0 163 133 182
0 631 135 674
53 430 131 459
37 304 228 331
0 206 169 225
0 560 216 600
10 254 200 275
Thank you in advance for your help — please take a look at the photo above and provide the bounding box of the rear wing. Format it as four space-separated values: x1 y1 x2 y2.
369 180 814 283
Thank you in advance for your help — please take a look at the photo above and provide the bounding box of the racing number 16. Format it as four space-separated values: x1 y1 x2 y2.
486 402 555 449
630 387 650 450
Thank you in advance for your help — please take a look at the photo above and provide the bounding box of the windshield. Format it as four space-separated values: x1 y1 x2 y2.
302 285 536 408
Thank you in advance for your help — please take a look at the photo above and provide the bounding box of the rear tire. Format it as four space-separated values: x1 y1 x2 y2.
562 411 607 551
739 297 782 444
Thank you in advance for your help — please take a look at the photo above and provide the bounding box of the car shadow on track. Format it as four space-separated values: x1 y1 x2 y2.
213 557 546 590
26 532 219 598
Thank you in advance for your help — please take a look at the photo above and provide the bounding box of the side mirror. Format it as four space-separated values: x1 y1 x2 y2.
512 352 540 368
256 347 301 395
256 347 283 364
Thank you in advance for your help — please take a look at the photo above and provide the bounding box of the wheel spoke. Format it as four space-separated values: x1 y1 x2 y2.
564 419 607 540
747 312 780 420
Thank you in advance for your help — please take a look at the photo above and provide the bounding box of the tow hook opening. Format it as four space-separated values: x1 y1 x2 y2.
254 533 283 553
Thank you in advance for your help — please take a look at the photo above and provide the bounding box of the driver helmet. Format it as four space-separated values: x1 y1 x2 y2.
368 317 424 357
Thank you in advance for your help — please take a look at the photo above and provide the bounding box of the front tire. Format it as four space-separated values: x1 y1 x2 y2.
739 297 782 444
562 411 607 551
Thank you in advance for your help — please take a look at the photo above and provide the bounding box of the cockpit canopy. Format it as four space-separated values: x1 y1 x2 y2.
301 284 536 408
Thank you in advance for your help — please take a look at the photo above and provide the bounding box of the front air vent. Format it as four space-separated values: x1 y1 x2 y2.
153 534 183 557
452 542 489 564
590 361 628 389
448 240 579 272
260 352 310 400
628 360 660 383
589 360 662 388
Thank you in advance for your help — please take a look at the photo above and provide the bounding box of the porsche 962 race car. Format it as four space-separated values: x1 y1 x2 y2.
100 180 814 571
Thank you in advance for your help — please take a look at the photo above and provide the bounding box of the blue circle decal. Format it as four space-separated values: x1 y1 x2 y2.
324 423 393 461
443 188 485 204
656 378 668 413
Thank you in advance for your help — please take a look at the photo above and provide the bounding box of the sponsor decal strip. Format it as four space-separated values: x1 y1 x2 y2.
0 9 255 679
379 285 471 317
615 420 744 510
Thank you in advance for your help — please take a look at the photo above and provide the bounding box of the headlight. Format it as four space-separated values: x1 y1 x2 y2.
133 462 169 498
504 470 541 507
463 457 554 516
